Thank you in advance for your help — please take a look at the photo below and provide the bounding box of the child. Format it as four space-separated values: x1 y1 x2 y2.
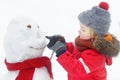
46 1 120 80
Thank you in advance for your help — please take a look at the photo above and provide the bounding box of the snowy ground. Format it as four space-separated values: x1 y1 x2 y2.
0 0 120 80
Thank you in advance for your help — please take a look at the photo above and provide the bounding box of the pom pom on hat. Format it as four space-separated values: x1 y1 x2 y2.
99 1 109 10
78 1 111 36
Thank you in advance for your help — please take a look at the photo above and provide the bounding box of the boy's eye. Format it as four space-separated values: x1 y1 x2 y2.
82 29 85 32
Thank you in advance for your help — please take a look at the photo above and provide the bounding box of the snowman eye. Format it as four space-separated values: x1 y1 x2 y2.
27 24 32 28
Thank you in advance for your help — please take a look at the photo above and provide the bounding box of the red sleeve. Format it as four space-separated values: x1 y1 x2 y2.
57 51 87 77
66 42 74 53
57 49 107 78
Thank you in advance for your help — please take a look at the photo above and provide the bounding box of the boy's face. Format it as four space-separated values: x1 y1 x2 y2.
78 23 91 40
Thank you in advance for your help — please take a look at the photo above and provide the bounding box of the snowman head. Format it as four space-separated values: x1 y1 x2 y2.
4 16 47 63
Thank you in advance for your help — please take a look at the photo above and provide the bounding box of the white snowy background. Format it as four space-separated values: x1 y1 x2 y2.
0 0 120 80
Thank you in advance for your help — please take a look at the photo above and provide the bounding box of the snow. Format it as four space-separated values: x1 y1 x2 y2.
0 0 120 80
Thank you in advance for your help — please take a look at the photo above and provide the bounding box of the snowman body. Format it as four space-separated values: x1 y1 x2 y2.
2 16 52 80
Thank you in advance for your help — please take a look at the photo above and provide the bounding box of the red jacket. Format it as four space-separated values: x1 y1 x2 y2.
57 42 112 80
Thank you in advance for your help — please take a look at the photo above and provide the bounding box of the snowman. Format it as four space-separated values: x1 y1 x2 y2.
1 16 53 80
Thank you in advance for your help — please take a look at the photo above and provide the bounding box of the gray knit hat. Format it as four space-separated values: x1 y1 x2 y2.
78 2 111 36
